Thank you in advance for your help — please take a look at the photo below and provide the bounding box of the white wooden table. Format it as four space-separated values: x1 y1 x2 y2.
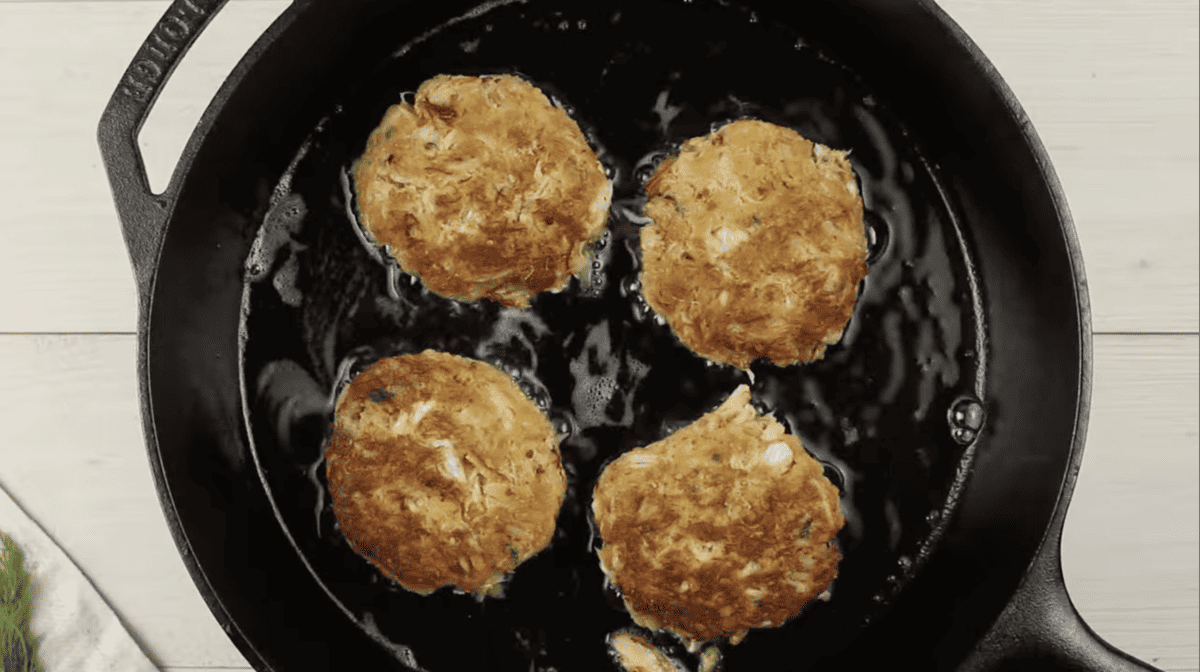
0 0 1194 670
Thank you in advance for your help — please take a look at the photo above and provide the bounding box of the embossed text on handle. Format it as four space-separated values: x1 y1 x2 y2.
120 0 211 103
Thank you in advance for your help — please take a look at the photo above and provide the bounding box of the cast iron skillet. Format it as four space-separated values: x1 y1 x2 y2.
98 0 1161 670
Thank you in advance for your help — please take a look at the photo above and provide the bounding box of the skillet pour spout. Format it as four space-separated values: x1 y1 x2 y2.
98 0 1162 669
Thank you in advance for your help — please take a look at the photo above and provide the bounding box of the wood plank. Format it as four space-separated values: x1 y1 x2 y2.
132 0 292 195
1061 334 1199 671
0 0 1195 333
1076 213 1199 335
0 1 289 334
0 332 1192 670
936 0 1199 333
0 334 252 669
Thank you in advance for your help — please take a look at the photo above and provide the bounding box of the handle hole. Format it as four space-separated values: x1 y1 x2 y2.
137 0 289 195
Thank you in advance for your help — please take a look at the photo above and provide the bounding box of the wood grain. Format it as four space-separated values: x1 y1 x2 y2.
0 0 1194 332
0 335 248 669
0 334 1191 670
936 0 1199 334
1061 335 1198 671
0 1 289 334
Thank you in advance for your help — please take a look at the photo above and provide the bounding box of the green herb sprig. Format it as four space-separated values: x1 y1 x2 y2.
0 534 43 672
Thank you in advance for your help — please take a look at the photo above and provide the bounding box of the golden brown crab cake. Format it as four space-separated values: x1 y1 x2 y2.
352 74 613 308
640 118 868 369
591 385 844 645
324 350 567 597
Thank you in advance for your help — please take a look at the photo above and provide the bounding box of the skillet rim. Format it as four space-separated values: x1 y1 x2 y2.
101 0 1096 668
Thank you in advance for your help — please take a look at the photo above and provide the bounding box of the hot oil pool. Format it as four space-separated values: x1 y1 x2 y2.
238 1 987 670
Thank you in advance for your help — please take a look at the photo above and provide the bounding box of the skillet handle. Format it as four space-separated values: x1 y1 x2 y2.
960 528 1162 671
97 0 231 304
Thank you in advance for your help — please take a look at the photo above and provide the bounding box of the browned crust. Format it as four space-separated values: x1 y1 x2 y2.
640 119 868 369
352 74 613 308
324 350 567 596
592 385 844 643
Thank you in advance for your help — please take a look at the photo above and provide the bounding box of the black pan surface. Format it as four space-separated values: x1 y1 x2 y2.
98 0 1157 670
240 2 985 669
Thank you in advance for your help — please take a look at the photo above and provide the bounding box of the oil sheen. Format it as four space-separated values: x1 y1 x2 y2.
238 2 986 670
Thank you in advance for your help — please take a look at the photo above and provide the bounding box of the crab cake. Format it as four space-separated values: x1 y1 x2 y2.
591 385 844 645
352 74 613 308
640 119 868 369
324 350 567 597
608 632 680 672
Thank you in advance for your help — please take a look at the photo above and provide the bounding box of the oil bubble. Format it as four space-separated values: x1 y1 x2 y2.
633 150 673 185
630 299 653 323
865 210 890 263
947 396 984 445
519 381 552 413
634 164 657 186
553 417 573 436
949 396 984 429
